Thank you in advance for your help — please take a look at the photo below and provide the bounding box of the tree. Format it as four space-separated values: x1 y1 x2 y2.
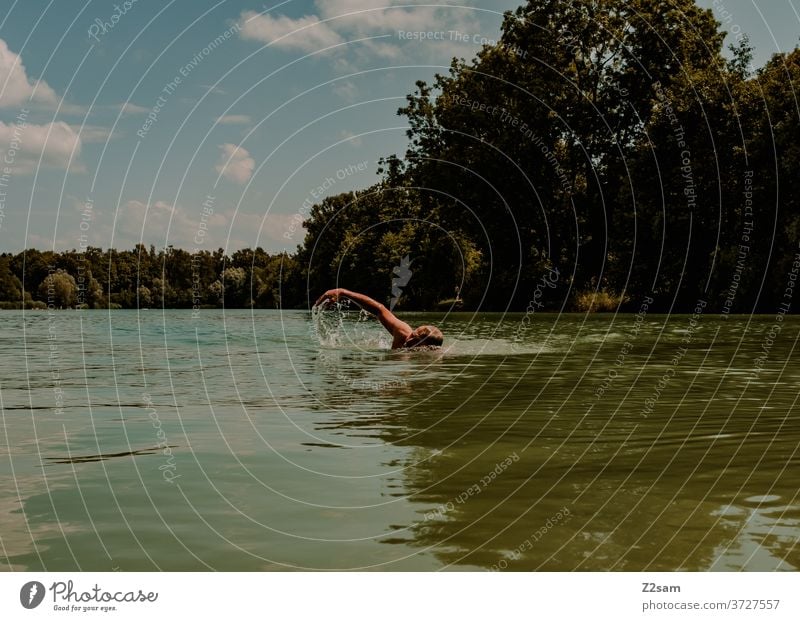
137 285 152 308
38 270 77 308
746 48 800 311
0 257 22 304
389 0 800 311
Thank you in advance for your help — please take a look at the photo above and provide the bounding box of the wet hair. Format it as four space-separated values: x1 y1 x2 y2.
408 325 443 347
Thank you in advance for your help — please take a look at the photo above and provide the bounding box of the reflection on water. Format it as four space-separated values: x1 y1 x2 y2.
0 310 798 570
711 496 799 571
43 447 179 465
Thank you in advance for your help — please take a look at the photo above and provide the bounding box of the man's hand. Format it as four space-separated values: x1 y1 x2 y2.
314 288 345 307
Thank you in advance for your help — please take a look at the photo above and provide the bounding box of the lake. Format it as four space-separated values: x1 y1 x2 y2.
1 309 798 571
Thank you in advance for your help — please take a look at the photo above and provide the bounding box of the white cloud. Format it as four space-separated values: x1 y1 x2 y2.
111 201 292 251
332 80 359 101
0 38 58 109
26 200 310 252
217 114 252 125
115 200 228 248
221 210 303 249
0 120 82 174
238 2 483 65
215 143 255 184
68 124 113 143
339 129 363 147
316 0 451 32
239 11 344 53
117 102 149 115
200 84 226 95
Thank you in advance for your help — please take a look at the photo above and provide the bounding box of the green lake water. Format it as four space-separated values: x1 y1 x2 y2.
1 309 798 571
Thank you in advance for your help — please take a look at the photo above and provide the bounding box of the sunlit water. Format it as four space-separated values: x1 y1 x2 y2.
1 309 798 571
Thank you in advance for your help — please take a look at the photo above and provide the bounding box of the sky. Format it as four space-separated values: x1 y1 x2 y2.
0 0 797 254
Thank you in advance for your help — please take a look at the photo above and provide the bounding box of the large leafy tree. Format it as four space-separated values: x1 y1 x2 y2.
395 0 730 308
746 49 800 311
297 182 482 309
0 257 22 304
38 270 77 308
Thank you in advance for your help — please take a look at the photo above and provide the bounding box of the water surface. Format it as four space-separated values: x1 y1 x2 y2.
1 309 798 570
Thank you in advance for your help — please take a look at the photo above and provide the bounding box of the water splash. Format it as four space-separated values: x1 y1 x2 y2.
311 302 391 349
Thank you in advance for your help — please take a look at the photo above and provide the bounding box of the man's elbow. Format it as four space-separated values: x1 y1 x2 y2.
375 302 394 319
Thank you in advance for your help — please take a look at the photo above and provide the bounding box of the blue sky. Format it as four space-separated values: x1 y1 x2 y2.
0 0 797 254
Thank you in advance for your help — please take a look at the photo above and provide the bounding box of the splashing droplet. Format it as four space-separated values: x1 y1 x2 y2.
311 302 390 349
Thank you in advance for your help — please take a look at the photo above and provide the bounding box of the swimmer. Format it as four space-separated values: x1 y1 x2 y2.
314 288 444 349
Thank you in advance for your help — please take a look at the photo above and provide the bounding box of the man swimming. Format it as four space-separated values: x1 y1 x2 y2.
314 288 444 349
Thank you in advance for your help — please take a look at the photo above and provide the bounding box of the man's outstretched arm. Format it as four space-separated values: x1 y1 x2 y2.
315 288 412 346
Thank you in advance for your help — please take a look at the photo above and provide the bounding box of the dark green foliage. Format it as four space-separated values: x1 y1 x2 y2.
363 0 800 312
0 247 305 310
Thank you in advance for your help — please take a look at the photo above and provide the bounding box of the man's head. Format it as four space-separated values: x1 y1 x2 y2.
403 325 444 348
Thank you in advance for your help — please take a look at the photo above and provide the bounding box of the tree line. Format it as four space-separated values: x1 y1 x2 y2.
4 0 800 312
0 246 301 309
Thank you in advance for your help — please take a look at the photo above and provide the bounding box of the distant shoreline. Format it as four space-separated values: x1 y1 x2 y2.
3 307 798 317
